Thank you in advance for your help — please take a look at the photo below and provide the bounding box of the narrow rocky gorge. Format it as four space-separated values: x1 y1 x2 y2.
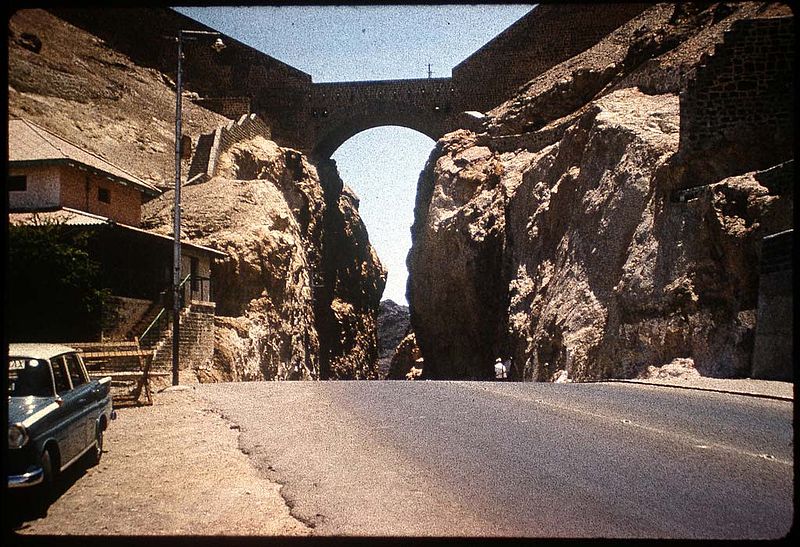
376 300 412 378
407 2 793 381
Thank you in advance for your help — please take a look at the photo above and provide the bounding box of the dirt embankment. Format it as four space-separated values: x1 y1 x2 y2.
8 9 228 190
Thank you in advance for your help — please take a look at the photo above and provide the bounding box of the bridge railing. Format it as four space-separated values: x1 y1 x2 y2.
309 78 456 108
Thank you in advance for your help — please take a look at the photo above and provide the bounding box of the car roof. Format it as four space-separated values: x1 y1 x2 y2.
8 343 78 360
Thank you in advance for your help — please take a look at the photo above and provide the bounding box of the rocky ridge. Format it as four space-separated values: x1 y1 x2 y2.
407 2 793 381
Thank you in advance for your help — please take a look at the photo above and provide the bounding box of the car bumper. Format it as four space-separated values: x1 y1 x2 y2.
8 467 44 488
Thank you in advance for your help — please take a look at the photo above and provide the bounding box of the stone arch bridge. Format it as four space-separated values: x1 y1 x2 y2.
302 77 460 159
51 4 650 159
173 3 650 159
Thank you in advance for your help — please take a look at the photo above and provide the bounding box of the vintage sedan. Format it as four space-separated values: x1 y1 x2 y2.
7 343 115 489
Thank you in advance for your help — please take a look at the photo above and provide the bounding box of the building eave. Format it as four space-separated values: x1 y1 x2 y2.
9 159 162 198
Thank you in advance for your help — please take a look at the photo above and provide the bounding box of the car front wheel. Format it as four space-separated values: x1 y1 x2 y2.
40 448 54 485
87 426 103 467
38 447 57 503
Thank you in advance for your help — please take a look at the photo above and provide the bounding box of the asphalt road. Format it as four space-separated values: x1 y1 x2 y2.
195 381 793 538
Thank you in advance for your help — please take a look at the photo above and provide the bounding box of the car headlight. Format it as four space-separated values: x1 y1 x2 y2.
8 423 29 449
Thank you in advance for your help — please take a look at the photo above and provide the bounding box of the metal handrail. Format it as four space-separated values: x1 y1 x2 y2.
140 308 167 344
177 273 191 290
139 274 192 345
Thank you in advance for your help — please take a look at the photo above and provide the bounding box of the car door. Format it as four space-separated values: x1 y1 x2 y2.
49 354 84 466
63 352 95 452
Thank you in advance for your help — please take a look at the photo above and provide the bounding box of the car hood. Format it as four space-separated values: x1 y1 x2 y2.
8 396 58 425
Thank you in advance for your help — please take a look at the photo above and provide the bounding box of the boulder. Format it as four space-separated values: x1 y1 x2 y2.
386 333 422 380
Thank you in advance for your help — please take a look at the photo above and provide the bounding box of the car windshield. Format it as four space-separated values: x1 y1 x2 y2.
8 357 54 397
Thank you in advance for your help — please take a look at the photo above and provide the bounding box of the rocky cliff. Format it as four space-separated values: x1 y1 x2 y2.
408 2 794 381
141 139 386 381
10 8 386 381
376 300 411 378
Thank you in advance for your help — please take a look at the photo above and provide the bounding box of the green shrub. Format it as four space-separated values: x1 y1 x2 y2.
7 218 110 342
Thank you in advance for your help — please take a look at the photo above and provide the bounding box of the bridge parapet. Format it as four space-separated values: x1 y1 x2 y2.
308 78 458 116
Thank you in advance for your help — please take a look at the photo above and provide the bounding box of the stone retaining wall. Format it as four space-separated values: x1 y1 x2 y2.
679 16 795 187
151 301 216 385
187 113 271 184
751 229 793 381
192 96 251 120
755 159 794 196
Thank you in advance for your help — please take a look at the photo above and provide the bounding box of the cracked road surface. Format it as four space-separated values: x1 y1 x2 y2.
196 380 793 538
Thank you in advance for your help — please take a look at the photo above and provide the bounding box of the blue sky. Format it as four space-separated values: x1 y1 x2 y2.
175 4 534 304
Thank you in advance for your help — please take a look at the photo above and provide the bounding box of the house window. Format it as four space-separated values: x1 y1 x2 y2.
98 187 111 204
8 175 27 192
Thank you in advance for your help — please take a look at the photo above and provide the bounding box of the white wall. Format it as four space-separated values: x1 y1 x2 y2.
9 165 61 210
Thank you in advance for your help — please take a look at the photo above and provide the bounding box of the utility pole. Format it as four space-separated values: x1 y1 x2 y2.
427 63 433 79
172 31 184 387
172 29 225 386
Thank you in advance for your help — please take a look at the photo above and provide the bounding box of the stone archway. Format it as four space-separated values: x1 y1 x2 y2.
301 78 459 159
311 106 451 159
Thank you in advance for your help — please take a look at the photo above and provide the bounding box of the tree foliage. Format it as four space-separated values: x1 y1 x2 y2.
6 218 110 342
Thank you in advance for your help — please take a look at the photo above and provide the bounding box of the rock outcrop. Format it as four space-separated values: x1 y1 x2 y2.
408 2 793 381
143 139 386 381
386 333 423 380
376 300 411 378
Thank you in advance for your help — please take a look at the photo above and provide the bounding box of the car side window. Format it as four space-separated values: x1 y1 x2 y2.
64 353 87 388
50 355 72 394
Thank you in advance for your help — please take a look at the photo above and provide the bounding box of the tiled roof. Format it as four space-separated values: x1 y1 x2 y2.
8 208 226 258
8 118 161 197
8 208 109 227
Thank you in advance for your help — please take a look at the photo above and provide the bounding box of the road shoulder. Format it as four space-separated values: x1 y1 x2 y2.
603 378 793 401
12 388 311 536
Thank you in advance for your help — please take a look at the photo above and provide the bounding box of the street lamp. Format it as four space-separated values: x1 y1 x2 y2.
172 29 225 386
